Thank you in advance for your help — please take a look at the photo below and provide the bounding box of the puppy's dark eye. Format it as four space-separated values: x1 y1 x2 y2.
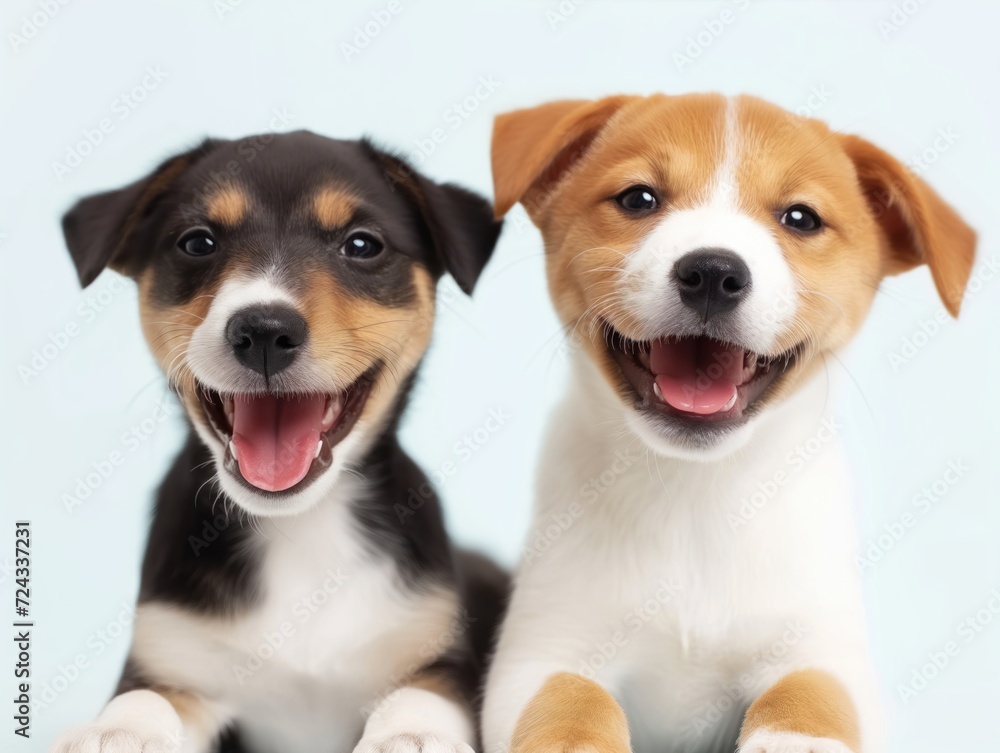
178 230 216 257
780 205 822 233
342 232 384 259
616 186 659 214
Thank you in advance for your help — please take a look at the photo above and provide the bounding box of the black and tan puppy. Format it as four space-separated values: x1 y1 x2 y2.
52 131 506 753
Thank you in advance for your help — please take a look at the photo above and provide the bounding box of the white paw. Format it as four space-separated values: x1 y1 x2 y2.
353 733 475 753
51 725 176 753
740 730 855 753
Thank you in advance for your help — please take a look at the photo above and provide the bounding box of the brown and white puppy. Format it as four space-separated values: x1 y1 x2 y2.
53 131 506 753
482 94 975 753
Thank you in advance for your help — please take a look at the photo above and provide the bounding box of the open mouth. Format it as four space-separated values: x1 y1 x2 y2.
605 325 801 427
196 370 376 494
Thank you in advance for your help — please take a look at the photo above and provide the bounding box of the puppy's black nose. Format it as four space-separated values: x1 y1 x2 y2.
226 304 307 381
673 249 752 322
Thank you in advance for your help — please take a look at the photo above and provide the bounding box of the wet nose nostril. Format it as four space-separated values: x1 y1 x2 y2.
226 304 308 381
722 275 746 292
673 249 752 322
679 270 702 288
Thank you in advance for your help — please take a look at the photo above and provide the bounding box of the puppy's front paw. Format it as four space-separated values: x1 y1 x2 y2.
739 730 854 753
51 726 174 753
354 733 474 753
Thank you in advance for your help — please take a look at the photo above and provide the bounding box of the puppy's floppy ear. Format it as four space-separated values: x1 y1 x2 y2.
491 95 635 218
840 134 976 317
367 144 502 295
406 176 503 295
62 140 218 288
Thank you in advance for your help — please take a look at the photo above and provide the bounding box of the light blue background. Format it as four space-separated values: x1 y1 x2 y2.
2 1 998 750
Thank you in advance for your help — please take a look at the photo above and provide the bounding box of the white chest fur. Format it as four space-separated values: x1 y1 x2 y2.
494 358 879 752
132 486 458 753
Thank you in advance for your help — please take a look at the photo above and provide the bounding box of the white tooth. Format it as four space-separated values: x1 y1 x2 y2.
322 397 343 428
314 439 323 459
722 389 738 411
229 440 238 460
653 381 663 401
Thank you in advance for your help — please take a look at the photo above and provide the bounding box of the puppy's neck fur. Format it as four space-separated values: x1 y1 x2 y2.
537 350 862 627
137 396 454 617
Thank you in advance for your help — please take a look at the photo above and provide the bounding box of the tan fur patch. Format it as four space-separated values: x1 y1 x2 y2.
407 670 471 714
735 95 882 350
137 270 222 428
156 687 223 749
511 672 630 753
410 672 458 699
298 266 435 428
312 187 358 230
739 669 861 751
205 185 249 227
518 95 729 399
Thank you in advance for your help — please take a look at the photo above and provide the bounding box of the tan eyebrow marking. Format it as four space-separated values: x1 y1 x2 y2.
205 185 250 227
312 186 358 230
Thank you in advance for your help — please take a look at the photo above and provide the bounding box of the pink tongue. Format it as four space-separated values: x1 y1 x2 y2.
231 394 327 492
650 338 744 415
